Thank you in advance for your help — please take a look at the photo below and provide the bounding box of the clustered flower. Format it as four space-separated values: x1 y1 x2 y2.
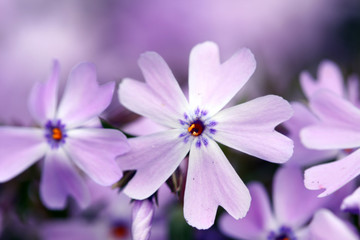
0 42 360 240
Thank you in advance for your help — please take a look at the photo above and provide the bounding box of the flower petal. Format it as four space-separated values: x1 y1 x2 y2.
132 200 155 240
188 41 256 116
117 130 191 200
138 52 188 114
273 166 327 229
348 75 360 107
304 149 360 197
284 102 336 166
309 90 360 129
212 95 293 163
219 183 275 240
40 149 90 209
57 63 114 128
122 117 168 136
184 140 251 229
301 125 360 150
341 186 360 214
64 128 129 186
308 209 359 240
300 60 344 99
119 79 185 128
28 60 60 125
0 127 47 182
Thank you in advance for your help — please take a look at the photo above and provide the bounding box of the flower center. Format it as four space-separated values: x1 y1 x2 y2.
111 221 129 238
267 226 296 240
188 120 205 136
178 108 217 148
52 128 62 140
45 120 67 149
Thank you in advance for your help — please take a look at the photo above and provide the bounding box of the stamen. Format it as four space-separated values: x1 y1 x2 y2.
45 119 67 149
188 120 204 136
52 128 62 140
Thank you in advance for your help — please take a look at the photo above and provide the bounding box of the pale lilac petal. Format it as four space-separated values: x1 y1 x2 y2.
184 140 251 229
219 183 275 240
304 149 360 197
188 41 256 116
212 95 293 163
341 187 360 214
309 90 360 129
138 52 188 115
28 60 60 125
118 79 185 128
273 166 327 229
347 75 360 107
0 127 47 182
132 200 155 240
301 125 360 150
40 149 90 209
57 63 114 128
284 102 336 166
300 60 344 99
308 209 359 240
122 117 168 136
64 128 129 186
117 130 191 199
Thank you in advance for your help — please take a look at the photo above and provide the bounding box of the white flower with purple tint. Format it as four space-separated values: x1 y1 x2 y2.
117 41 293 229
219 166 328 240
0 61 129 209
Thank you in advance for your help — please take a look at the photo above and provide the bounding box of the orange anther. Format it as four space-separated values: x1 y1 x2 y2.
52 128 62 140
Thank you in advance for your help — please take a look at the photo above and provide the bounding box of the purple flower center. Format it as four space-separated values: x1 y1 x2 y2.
267 226 296 240
178 107 217 148
45 119 67 149
188 119 205 136
111 220 129 238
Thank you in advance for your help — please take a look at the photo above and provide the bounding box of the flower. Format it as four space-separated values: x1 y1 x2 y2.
283 61 347 167
219 166 327 240
0 61 130 209
301 87 360 197
307 209 359 240
40 181 172 240
117 41 293 229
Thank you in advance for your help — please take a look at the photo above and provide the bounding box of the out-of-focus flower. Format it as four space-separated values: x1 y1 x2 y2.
132 199 155 240
117 41 293 229
0 61 129 209
284 61 350 167
40 181 172 240
301 89 360 197
307 209 359 240
219 166 327 240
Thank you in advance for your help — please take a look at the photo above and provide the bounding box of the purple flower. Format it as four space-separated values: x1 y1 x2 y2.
132 200 155 240
301 89 360 197
308 209 359 240
40 182 172 240
219 166 328 240
117 41 293 229
0 61 129 209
